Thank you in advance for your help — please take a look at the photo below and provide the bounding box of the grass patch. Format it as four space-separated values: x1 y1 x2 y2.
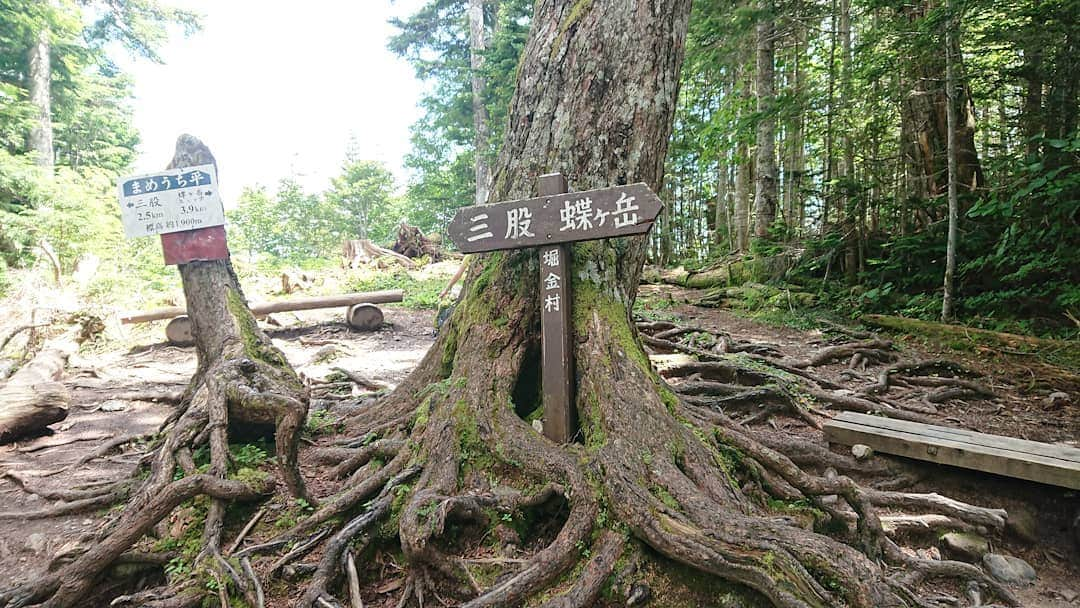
347 268 451 310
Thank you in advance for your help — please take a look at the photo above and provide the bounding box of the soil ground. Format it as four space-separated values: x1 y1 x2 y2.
1 286 1077 607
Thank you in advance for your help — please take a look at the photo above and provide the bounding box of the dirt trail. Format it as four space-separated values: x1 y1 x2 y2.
1 292 1077 606
0 307 436 589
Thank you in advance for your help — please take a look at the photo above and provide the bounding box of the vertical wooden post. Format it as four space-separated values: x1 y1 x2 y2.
538 172 576 443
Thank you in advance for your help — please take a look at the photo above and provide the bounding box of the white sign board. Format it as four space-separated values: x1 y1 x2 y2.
117 164 225 238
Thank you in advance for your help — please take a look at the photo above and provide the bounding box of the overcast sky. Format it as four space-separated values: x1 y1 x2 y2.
123 0 428 203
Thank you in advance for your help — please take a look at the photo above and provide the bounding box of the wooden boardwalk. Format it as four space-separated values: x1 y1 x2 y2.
823 412 1080 490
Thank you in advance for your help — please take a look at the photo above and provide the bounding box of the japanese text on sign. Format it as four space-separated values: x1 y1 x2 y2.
447 183 662 254
542 247 562 312
117 164 225 238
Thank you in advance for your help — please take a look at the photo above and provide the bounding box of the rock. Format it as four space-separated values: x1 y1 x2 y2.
917 546 942 561
99 400 127 412
1047 391 1071 407
25 533 48 555
982 553 1037 585
941 532 990 560
1006 506 1039 543
626 582 651 607
1061 589 1078 602
851 444 874 460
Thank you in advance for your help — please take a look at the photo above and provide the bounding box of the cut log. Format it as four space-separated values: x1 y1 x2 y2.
0 335 76 442
165 316 194 345
121 290 404 324
346 304 383 331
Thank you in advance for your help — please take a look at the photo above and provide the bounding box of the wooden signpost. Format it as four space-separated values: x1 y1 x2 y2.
117 163 230 265
448 173 663 443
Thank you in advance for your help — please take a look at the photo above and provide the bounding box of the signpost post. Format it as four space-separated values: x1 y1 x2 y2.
448 173 662 444
117 163 229 265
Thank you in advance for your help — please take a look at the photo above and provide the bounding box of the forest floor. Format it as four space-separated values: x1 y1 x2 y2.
0 284 1077 607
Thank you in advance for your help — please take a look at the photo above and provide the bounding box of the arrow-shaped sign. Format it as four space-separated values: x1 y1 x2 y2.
447 182 663 254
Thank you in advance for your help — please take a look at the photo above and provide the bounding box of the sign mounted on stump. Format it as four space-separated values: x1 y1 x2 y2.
447 175 662 445
447 183 663 254
117 164 225 238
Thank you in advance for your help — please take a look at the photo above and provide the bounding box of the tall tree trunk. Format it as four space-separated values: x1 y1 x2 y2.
716 135 731 252
27 25 52 171
785 19 806 237
1019 1 1043 158
753 4 777 241
899 0 984 208
469 0 492 205
942 5 959 322
840 0 858 282
735 138 751 252
824 0 838 226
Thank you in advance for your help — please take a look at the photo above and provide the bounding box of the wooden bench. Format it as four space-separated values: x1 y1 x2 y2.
120 290 404 344
823 411 1080 490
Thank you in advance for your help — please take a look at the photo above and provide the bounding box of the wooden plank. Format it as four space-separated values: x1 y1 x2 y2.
538 173 576 444
824 415 1080 489
120 290 404 324
447 182 663 253
831 412 1080 464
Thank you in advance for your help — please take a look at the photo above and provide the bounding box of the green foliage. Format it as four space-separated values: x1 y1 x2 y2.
347 269 448 310
389 0 532 238
304 408 340 436
228 179 341 261
325 156 401 244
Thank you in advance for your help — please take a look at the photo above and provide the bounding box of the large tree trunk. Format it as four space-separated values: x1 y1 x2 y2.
899 1 984 207
753 3 777 241
468 0 492 206
27 25 52 170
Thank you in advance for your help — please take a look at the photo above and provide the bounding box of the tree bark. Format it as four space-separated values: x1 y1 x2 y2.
166 135 309 501
942 3 959 322
753 3 777 241
784 17 806 236
899 0 984 206
27 25 52 171
469 0 492 206
0 335 73 442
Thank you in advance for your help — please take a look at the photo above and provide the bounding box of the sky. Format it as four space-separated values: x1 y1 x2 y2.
123 0 428 204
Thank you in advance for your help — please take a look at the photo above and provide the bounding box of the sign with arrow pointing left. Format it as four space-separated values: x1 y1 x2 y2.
117 163 225 239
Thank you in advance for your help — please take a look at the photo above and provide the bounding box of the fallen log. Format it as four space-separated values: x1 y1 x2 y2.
120 290 404 324
0 334 77 443
861 314 1080 361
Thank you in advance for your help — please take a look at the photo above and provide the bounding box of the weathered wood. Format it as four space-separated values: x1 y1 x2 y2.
538 173 575 444
346 304 384 331
0 336 75 442
121 290 404 324
447 183 663 254
165 316 194 345
824 411 1080 489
